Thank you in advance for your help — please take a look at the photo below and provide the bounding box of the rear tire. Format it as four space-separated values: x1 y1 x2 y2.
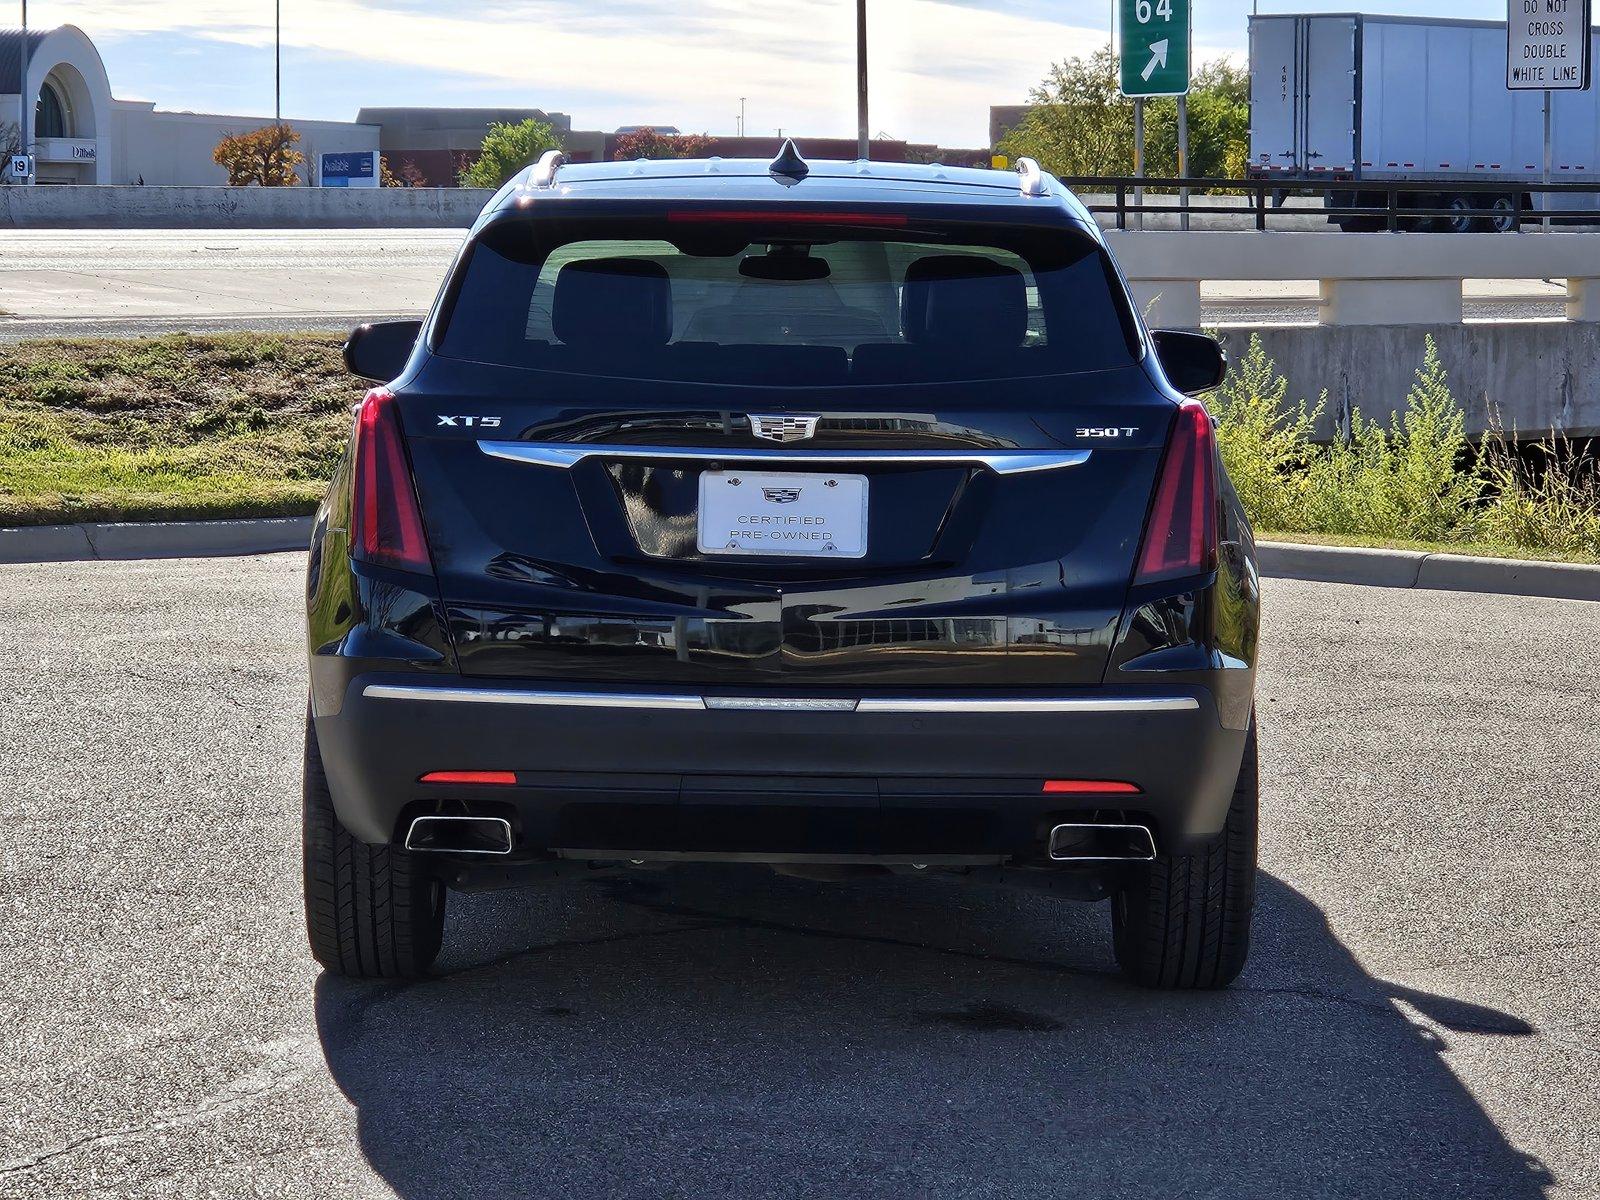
303 713 445 978
1111 717 1258 989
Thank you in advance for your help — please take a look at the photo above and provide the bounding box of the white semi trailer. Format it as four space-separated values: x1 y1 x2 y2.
1248 12 1600 230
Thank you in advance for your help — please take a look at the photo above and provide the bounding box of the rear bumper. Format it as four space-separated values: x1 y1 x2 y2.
312 674 1248 860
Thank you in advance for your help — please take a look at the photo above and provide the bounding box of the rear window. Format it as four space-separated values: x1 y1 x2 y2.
434 210 1138 386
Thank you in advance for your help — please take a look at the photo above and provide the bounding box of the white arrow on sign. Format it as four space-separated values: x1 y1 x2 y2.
1141 38 1169 81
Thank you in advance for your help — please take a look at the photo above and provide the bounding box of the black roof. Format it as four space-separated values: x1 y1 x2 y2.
0 28 47 95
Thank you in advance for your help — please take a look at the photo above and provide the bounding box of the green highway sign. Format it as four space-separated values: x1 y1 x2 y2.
1118 0 1191 97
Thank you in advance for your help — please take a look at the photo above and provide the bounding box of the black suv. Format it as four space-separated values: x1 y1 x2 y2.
303 146 1260 988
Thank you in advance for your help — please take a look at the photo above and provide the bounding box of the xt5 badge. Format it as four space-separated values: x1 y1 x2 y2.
436 415 502 428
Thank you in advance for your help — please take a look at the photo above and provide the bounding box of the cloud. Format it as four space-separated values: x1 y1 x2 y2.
26 0 1116 144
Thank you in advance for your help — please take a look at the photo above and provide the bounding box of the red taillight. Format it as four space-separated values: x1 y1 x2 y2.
1135 399 1219 584
1042 780 1142 795
419 770 517 785
666 210 909 226
350 387 431 573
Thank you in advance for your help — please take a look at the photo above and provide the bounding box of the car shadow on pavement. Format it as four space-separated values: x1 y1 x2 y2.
315 869 1553 1200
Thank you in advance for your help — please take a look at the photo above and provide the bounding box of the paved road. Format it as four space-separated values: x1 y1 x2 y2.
0 228 1575 338
0 556 1596 1198
0 230 463 339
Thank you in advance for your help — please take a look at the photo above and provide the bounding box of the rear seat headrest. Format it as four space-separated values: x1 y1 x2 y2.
901 255 1027 350
553 258 672 348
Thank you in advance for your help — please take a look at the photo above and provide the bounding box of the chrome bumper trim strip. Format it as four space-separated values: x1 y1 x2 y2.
855 696 1200 713
362 684 1199 715
477 440 1090 476
361 684 704 710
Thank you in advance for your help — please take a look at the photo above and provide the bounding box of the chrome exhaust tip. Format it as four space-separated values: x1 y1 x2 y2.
1047 822 1157 862
404 815 514 856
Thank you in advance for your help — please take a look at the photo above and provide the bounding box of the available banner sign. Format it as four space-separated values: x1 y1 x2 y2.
1507 0 1592 90
320 151 380 188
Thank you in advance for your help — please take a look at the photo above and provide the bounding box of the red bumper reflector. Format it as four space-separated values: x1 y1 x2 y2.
419 770 517 785
1042 779 1141 795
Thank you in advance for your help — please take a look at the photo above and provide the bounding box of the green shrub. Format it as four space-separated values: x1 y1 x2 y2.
1383 337 1479 540
1297 408 1395 537
1208 335 1598 559
1212 334 1323 531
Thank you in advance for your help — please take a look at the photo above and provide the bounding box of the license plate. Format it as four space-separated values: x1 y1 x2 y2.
697 471 868 558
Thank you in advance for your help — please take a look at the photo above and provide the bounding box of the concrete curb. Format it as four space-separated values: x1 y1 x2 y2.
1 520 1596 601
1257 540 1600 601
0 517 311 563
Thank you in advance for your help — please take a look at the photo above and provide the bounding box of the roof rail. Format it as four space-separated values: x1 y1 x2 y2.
528 149 567 189
1017 157 1049 198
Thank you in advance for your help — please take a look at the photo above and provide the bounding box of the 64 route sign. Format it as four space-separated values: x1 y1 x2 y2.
1118 0 1191 97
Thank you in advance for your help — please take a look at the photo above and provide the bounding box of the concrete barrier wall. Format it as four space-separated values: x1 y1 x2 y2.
1103 230 1600 327
0 185 493 229
1211 322 1600 441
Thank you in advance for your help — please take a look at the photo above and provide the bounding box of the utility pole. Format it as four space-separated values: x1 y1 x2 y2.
856 0 869 160
738 96 746 138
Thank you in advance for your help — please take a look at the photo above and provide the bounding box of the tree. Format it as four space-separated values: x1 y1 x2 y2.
997 47 1129 178
395 157 428 188
1182 59 1250 179
458 119 563 189
0 121 19 183
611 128 712 161
997 45 1249 180
212 124 304 186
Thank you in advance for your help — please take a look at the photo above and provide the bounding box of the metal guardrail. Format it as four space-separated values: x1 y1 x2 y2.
1060 175 1600 231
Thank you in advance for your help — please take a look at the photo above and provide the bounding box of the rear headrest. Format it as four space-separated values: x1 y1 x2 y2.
901 255 1027 350
553 258 672 348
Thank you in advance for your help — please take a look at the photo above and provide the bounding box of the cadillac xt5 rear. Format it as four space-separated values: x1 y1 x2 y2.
302 147 1261 988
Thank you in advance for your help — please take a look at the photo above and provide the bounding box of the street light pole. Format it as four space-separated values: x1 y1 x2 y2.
18 0 29 162
856 0 869 160
275 0 281 125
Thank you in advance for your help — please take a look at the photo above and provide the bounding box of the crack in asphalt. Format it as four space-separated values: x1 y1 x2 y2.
0 1065 300 1183
595 892 1121 982
439 917 735 982
119 668 258 710
41 1138 326 1200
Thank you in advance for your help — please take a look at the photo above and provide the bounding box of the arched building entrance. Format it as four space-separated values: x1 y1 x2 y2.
1 25 112 183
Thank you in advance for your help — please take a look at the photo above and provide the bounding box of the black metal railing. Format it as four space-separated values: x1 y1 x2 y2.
1058 175 1600 231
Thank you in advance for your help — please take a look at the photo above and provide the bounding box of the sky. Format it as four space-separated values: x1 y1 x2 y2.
15 0 1527 146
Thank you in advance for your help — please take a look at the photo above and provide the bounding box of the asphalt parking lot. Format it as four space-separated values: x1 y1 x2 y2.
0 554 1595 1199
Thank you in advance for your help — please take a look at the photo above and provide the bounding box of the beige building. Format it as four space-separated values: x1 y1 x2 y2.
1 25 378 185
